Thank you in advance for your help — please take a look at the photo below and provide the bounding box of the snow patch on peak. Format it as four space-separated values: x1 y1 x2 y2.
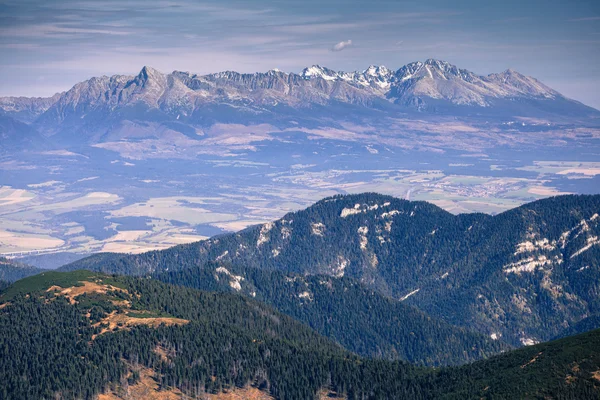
364 65 390 76
301 65 338 81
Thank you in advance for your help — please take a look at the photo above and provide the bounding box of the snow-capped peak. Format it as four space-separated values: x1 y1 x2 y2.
364 65 390 76
301 65 339 81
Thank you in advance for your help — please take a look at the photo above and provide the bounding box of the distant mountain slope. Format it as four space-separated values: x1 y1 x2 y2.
0 257 44 282
62 194 600 346
557 314 600 339
0 93 61 123
17 252 89 270
1 271 600 399
0 115 51 153
0 270 359 399
153 264 510 366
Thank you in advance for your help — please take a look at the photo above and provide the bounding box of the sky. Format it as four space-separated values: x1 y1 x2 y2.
1 0 600 109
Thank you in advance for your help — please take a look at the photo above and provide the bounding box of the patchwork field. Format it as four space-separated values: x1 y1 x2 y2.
0 160 576 256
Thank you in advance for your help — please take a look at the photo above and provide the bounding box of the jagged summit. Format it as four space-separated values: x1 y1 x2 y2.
300 65 338 80
137 65 163 80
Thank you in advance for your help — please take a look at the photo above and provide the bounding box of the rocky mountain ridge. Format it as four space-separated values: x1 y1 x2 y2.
1 59 595 130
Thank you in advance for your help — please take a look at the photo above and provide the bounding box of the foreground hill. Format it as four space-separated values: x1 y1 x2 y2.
429 327 600 399
1 271 600 399
0 271 365 399
153 264 509 366
63 194 600 346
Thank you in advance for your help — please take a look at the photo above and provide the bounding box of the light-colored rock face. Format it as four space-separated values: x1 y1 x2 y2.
503 211 600 276
520 337 539 346
214 266 244 291
558 214 600 258
330 256 349 278
357 226 369 250
2 59 568 126
311 222 325 236
256 222 274 247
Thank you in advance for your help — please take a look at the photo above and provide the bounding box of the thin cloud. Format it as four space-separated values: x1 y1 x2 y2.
568 16 600 22
331 40 352 52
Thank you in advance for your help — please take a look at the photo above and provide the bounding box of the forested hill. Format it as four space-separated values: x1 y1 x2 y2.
1 270 600 399
62 194 600 347
153 264 510 366
0 270 398 399
0 257 44 282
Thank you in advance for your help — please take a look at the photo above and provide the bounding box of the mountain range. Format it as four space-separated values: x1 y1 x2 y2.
61 194 600 348
1 59 598 150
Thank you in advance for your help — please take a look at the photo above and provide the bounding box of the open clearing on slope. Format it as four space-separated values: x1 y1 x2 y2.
98 367 275 400
98 367 184 400
41 278 189 339
93 311 189 338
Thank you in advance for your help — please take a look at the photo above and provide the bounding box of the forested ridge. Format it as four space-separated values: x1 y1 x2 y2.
0 256 45 282
153 263 510 366
1 271 600 399
61 194 600 346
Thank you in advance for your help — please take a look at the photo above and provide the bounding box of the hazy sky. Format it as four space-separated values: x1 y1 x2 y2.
1 0 599 108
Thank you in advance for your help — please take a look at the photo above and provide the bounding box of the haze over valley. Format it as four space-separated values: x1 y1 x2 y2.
1 60 599 259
